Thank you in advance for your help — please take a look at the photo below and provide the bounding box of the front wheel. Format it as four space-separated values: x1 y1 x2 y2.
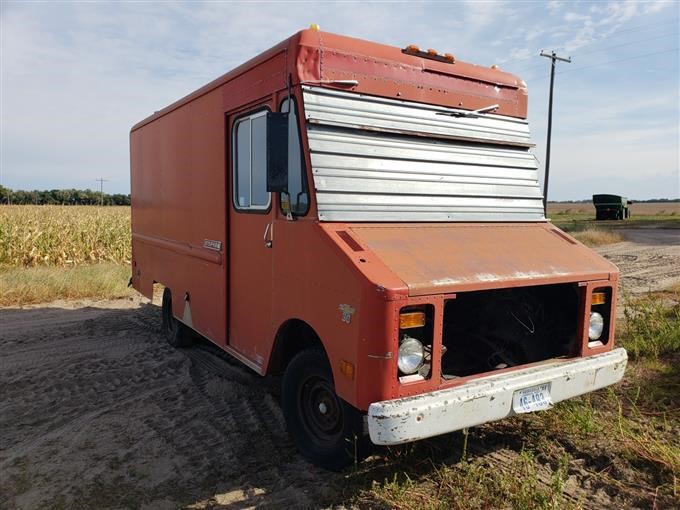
282 349 368 470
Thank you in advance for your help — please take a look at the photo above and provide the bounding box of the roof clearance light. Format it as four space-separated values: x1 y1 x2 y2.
490 64 499 69
309 24 320 30
403 45 455 64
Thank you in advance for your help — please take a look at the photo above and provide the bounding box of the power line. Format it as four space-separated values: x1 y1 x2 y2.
568 31 677 58
511 31 677 74
523 47 679 83
588 17 679 38
498 18 678 68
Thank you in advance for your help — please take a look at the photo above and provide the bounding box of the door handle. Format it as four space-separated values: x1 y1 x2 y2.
263 222 273 248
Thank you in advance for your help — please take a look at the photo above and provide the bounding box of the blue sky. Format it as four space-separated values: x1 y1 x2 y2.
1 0 678 200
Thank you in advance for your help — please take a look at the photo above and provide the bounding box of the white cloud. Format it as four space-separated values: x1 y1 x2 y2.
643 0 674 14
564 12 589 22
546 0 564 15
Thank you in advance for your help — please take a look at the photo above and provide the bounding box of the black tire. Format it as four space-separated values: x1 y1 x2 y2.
161 288 192 348
282 348 368 470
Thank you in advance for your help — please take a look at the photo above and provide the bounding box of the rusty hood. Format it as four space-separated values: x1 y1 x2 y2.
347 223 618 296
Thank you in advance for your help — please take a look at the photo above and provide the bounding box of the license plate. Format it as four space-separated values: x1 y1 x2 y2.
513 383 552 414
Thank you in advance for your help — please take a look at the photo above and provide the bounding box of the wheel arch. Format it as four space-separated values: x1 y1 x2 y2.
266 318 328 376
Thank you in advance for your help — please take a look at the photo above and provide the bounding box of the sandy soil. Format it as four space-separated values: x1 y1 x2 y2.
594 228 680 295
0 297 338 509
1 227 678 509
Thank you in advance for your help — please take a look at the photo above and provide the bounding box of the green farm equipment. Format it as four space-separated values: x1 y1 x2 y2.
593 194 630 220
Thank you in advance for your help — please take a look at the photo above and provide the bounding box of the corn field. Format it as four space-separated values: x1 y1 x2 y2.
0 206 131 267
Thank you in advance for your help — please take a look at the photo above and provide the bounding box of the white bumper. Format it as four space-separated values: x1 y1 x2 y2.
367 348 627 445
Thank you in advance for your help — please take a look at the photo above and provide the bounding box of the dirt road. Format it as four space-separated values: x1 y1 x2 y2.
0 298 339 509
595 228 679 295
1 227 677 509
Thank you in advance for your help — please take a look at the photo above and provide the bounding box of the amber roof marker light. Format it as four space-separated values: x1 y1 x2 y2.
403 44 455 64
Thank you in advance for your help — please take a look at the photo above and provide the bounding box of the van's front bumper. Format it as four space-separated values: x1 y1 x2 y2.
367 348 627 445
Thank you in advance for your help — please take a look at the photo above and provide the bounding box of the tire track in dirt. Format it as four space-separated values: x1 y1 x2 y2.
1 300 335 509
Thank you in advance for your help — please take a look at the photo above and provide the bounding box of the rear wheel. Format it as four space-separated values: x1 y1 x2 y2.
161 288 192 348
282 348 367 470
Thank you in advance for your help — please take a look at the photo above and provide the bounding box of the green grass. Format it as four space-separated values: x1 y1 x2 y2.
550 213 680 232
621 293 680 359
0 263 133 306
349 442 575 510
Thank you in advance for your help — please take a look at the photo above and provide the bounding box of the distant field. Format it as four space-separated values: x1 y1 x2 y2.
0 205 132 305
548 201 679 217
0 205 131 267
0 203 676 304
548 202 680 232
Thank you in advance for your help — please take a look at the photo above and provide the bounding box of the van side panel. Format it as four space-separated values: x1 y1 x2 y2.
130 90 227 345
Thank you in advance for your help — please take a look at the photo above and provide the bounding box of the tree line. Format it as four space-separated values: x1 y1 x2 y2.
0 186 131 206
550 198 679 203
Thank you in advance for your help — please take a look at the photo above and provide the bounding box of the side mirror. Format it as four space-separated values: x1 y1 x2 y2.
266 112 289 193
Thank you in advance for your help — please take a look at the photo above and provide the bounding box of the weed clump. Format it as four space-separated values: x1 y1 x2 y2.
570 228 625 247
621 296 680 359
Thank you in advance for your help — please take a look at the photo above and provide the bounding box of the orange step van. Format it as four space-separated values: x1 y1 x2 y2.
130 28 627 469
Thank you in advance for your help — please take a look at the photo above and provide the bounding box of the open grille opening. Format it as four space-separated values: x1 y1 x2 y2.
442 283 579 378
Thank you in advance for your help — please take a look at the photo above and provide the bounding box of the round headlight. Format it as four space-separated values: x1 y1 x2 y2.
589 311 604 340
398 336 424 374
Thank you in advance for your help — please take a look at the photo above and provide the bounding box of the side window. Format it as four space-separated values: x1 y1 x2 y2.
233 110 270 211
280 98 309 216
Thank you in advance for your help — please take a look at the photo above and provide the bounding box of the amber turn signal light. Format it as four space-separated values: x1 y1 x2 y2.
339 360 355 380
399 311 426 329
592 292 606 305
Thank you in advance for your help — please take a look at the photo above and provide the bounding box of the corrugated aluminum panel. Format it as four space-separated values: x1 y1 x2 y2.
303 86 533 146
303 87 545 222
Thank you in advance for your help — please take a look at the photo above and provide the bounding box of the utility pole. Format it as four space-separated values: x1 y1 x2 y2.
95 177 108 206
540 50 571 215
